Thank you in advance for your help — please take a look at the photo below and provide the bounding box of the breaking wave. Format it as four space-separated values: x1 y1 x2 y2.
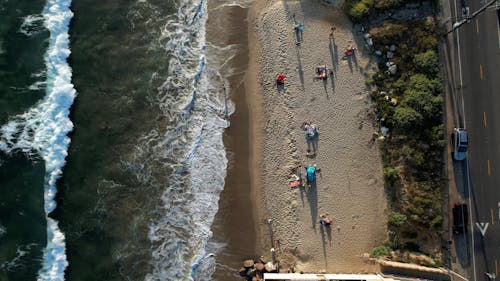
0 0 74 280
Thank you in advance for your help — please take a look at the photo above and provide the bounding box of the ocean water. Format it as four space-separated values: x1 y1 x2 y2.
0 0 250 279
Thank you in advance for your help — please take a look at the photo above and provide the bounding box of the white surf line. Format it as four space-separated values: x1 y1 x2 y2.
36 0 75 280
0 2 74 279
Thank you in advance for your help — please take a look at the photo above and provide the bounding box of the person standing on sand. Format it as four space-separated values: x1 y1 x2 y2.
319 214 332 226
329 25 336 40
299 21 304 42
276 73 285 85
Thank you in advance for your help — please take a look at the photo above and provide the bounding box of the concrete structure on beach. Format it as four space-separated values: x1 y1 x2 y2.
264 273 393 280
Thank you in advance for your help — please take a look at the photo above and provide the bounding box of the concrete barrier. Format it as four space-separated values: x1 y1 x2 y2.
379 260 451 281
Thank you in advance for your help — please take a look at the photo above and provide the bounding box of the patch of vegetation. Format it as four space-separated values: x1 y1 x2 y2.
345 0 420 22
383 166 400 187
388 211 407 227
349 1 371 21
414 50 439 75
372 245 392 258
367 19 445 261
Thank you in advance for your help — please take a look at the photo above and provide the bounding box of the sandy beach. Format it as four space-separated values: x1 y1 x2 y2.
246 0 389 274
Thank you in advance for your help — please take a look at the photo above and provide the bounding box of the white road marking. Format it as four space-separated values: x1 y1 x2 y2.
453 0 464 87
496 259 498 276
476 222 489 236
456 31 464 87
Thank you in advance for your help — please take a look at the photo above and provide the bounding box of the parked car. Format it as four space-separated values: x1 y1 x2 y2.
453 203 468 234
452 128 468 161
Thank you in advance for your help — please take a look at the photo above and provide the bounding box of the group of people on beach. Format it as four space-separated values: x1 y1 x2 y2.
280 21 341 229
275 22 356 89
289 163 332 227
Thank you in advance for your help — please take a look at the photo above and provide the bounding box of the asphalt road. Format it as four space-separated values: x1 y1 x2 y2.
450 0 500 279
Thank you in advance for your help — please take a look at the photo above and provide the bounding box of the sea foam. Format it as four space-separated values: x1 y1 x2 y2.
19 14 46 36
138 0 235 279
0 0 74 280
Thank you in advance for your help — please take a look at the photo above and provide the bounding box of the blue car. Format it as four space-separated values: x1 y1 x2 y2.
452 128 468 161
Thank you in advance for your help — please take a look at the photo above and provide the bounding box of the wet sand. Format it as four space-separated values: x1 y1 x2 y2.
208 3 259 281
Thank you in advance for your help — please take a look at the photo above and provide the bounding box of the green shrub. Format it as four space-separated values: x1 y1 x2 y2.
430 125 446 148
362 0 374 6
416 35 438 51
431 215 443 228
370 23 408 45
407 74 433 92
414 50 439 75
374 0 406 9
402 89 442 122
393 106 423 130
384 166 400 186
379 140 391 165
400 144 425 167
407 204 425 216
388 211 408 227
372 245 392 257
349 2 370 22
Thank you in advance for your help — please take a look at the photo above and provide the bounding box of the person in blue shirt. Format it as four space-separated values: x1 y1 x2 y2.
305 164 317 185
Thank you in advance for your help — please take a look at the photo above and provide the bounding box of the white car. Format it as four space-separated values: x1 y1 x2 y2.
452 128 468 161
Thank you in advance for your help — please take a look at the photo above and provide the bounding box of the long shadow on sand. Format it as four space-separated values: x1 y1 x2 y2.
322 78 328 96
320 225 332 269
329 40 338 72
351 51 359 69
329 72 335 93
306 181 318 232
307 136 319 154
326 224 332 245
346 55 353 73
343 50 359 74
295 46 305 90
277 82 285 93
